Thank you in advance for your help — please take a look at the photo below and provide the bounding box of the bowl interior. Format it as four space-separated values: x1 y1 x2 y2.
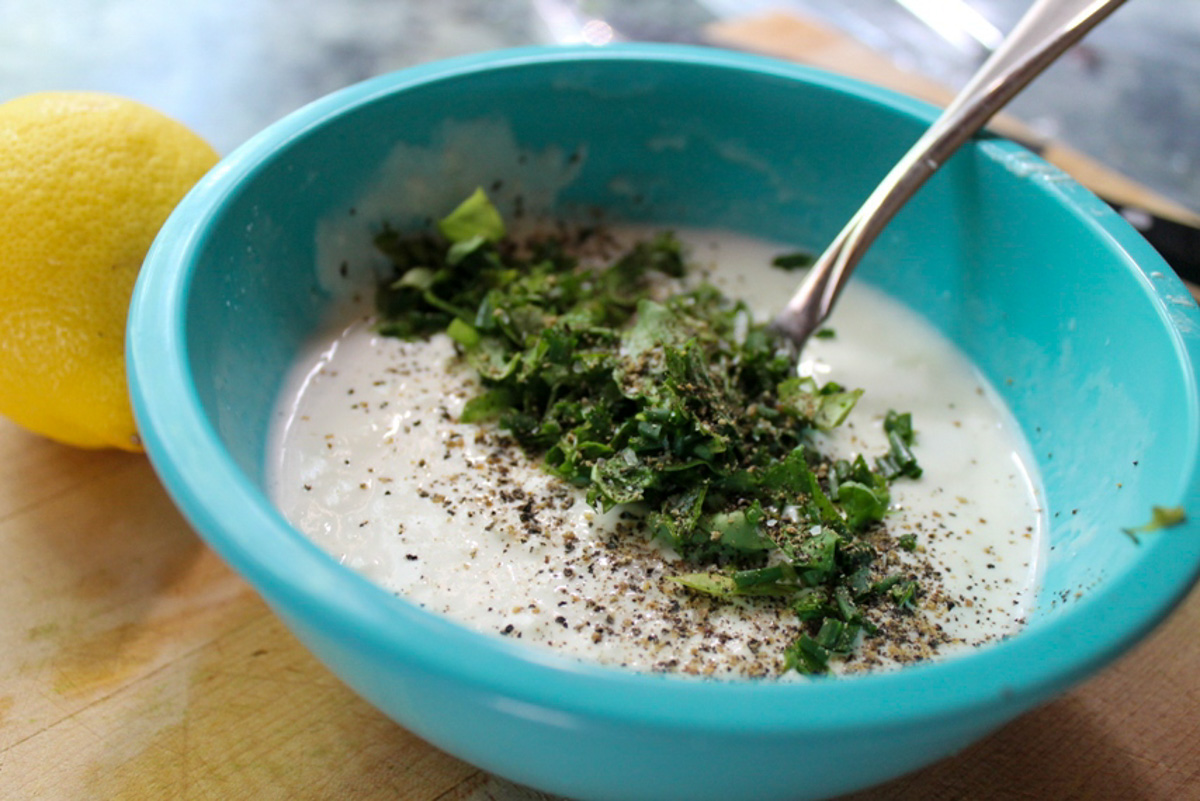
177 48 1197 630
129 44 1200 801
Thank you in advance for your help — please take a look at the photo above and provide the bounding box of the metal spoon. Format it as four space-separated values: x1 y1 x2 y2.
772 0 1129 349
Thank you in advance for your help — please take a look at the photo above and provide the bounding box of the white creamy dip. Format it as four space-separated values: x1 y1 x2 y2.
269 228 1045 677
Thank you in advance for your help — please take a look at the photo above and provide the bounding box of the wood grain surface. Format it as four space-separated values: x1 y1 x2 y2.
1 416 1198 800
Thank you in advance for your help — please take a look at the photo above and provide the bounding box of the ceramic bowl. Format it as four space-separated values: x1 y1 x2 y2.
127 44 1200 801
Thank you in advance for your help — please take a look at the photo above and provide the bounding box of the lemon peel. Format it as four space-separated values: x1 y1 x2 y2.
0 91 219 450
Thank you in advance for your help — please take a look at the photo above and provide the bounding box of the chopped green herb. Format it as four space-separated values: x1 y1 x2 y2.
1122 505 1188 543
437 187 506 244
888 579 920 610
784 618 861 675
374 191 925 675
876 410 922 479
771 250 816 271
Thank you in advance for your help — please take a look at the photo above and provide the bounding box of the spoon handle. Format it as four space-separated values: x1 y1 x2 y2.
773 0 1129 347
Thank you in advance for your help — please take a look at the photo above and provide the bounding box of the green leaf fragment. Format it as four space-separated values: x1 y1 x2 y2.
437 187 506 244
445 317 481 347
590 448 656 507
814 617 861 653
648 484 706 552
391 266 436 290
814 390 864 431
707 502 773 554
371 190 932 676
446 234 489 265
837 481 889 531
884 409 915 443
889 579 919 610
1122 505 1188 543
464 336 519 381
732 563 798 595
460 388 513 423
792 587 832 620
777 377 863 431
671 572 737 598
793 527 839 575
771 250 816 271
785 622 860 675
876 410 922 479
620 299 685 360
784 634 830 675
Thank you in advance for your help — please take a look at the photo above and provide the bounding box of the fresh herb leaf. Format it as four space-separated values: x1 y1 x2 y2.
784 618 860 675
460 388 513 424
771 250 816 271
1122 505 1188 543
784 633 830 674
876 409 922 479
707 502 774 554
374 191 928 675
777 377 863 432
838 481 890 531
590 448 657 508
671 572 738 598
437 187 506 244
889 579 920 610
445 317 480 348
792 587 832 620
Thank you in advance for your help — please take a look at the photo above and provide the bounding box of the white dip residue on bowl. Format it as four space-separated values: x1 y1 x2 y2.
268 228 1046 678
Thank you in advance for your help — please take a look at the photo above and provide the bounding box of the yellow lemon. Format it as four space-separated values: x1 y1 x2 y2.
0 91 219 451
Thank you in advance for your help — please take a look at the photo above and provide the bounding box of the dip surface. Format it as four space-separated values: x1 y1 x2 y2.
268 228 1045 677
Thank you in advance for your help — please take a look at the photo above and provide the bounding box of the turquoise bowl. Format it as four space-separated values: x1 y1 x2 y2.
127 44 1200 801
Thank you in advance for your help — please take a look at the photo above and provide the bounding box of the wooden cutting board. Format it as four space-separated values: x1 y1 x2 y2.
1 415 1198 800
3 13 1199 799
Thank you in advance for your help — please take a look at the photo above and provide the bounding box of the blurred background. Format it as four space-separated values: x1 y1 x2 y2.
3 0 1197 234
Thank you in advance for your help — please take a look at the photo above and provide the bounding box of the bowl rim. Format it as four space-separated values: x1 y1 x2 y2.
128 42 1200 735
